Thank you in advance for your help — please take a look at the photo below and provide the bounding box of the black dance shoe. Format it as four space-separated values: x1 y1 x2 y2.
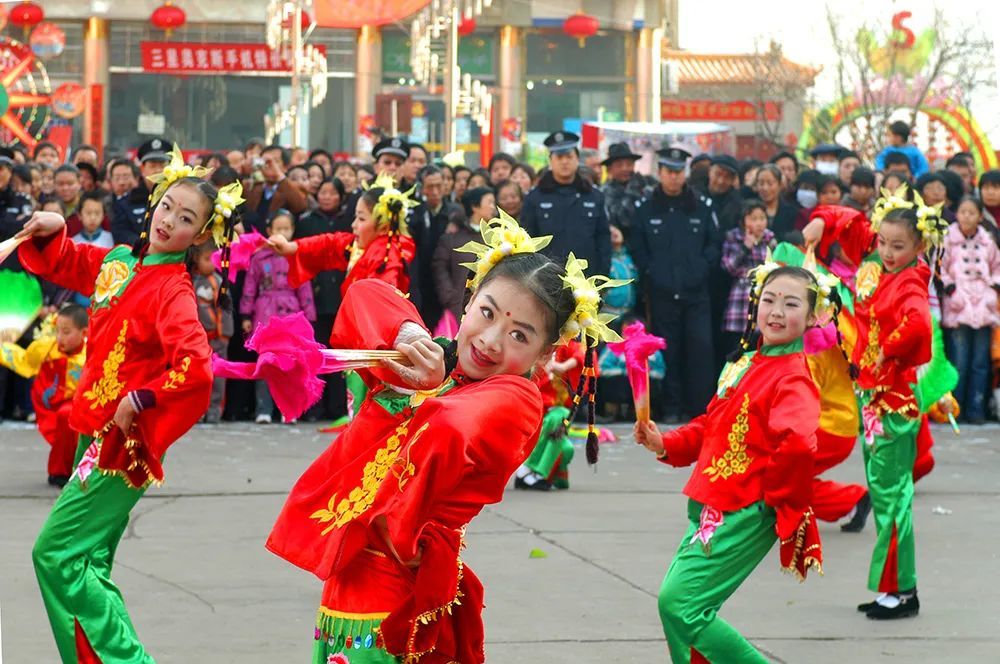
866 592 919 620
841 493 872 533
514 475 552 491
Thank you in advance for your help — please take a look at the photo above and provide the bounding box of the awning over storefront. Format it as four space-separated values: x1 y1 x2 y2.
582 120 734 173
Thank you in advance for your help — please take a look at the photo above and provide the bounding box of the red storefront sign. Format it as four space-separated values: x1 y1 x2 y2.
140 42 326 73
89 83 103 160
661 100 782 122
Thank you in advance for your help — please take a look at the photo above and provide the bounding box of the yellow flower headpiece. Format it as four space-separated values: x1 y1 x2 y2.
364 172 419 238
559 254 631 347
146 144 209 208
753 247 842 319
750 249 783 298
457 208 552 290
204 181 244 248
802 245 842 318
870 183 947 247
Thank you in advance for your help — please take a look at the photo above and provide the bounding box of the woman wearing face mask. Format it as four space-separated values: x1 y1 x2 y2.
752 164 797 242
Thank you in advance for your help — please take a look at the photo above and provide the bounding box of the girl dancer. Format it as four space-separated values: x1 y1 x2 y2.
635 263 833 663
266 212 622 663
18 146 243 662
803 184 946 619
268 173 417 301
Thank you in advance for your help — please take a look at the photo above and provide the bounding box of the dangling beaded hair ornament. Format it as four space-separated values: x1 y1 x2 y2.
457 210 630 464
363 172 419 274
731 247 854 376
132 144 244 307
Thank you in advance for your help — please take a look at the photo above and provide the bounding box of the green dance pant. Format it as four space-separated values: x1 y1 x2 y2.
524 406 574 488
32 435 154 664
658 500 775 664
863 412 918 593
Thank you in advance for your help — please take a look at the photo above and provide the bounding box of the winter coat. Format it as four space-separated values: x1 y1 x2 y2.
295 207 352 315
940 223 1000 329
602 173 653 233
629 185 720 299
239 246 316 329
521 171 612 277
432 223 479 321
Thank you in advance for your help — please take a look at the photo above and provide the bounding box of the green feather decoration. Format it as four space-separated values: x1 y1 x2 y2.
0 270 43 336
915 317 958 411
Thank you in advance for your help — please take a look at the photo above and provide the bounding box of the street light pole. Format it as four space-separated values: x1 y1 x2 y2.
290 3 302 146
443 3 458 153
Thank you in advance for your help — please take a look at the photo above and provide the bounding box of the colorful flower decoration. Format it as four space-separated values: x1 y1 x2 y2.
559 253 630 346
364 172 419 237
870 183 947 247
456 208 552 290
146 144 209 209
749 254 783 298
204 181 244 248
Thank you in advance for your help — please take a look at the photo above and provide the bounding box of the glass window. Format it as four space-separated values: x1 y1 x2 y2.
108 73 355 152
525 31 625 78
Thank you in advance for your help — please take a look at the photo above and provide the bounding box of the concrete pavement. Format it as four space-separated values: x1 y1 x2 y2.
1 419 998 663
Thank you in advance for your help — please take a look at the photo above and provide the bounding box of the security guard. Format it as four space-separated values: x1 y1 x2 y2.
110 137 170 246
630 145 720 421
521 131 611 277
0 148 33 271
371 136 410 185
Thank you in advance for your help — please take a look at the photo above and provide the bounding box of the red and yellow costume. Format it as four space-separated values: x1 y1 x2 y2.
0 334 86 478
21 230 212 663
814 204 932 597
267 280 543 663
655 339 821 663
288 231 416 303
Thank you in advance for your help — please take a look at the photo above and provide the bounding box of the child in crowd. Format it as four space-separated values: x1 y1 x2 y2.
635 265 826 663
720 199 775 355
240 209 316 423
192 241 234 423
940 196 1000 423
977 169 1000 245
0 304 88 487
842 167 877 215
71 190 113 249
604 224 638 325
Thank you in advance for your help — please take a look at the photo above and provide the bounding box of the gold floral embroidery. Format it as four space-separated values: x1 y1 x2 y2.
886 315 907 345
310 421 428 535
83 320 128 408
162 356 191 390
855 261 882 301
860 311 881 370
716 353 752 397
94 260 132 304
702 393 753 482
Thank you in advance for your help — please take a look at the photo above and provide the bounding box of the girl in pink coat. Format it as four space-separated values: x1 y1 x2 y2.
941 196 1000 423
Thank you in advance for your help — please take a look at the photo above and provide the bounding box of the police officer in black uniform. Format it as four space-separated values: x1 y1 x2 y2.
521 131 611 277
630 146 720 422
110 137 170 246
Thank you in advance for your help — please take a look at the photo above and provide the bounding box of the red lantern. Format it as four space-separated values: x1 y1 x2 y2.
281 10 312 33
151 2 187 37
9 1 44 36
457 18 476 37
562 12 598 47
